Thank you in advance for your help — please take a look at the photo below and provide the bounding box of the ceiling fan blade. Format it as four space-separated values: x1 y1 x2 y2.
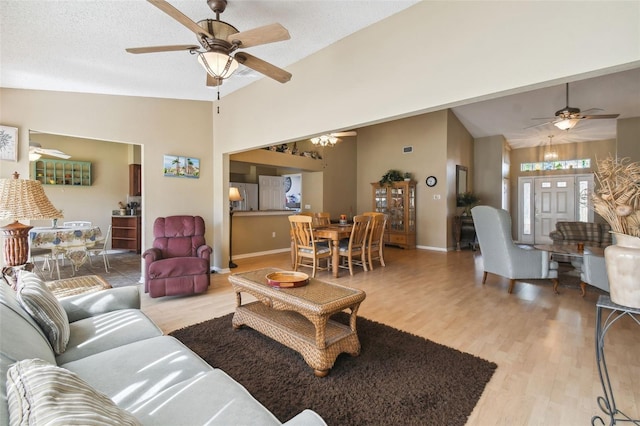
582 114 620 119
31 147 71 159
234 52 291 83
147 0 213 38
228 23 290 48
524 121 553 130
331 131 357 137
126 45 200 54
206 73 222 87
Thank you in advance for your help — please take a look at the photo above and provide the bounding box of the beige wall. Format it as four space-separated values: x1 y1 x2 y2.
446 110 475 248
3 2 639 268
27 133 129 235
474 135 507 210
301 171 324 214
321 140 357 219
0 88 213 269
617 117 640 161
232 214 291 257
356 111 448 249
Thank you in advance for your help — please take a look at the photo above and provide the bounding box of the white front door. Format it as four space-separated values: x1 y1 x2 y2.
534 176 575 244
518 174 593 244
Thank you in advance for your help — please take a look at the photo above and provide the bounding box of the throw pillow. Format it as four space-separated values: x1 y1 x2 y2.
16 270 70 354
6 358 141 426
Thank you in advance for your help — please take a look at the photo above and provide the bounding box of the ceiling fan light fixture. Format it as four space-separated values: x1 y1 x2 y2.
311 135 338 147
554 118 579 131
197 51 238 80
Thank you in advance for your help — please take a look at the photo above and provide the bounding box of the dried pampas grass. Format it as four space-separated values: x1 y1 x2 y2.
593 156 640 237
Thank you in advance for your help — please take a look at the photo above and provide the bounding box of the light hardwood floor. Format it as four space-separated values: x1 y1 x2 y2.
141 247 640 425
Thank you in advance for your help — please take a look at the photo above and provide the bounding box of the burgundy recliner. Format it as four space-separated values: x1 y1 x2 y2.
142 216 212 298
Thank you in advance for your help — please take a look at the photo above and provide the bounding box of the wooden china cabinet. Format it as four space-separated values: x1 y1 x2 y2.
371 180 416 249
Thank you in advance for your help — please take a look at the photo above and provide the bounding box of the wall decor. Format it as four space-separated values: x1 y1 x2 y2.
163 155 200 178
0 125 18 162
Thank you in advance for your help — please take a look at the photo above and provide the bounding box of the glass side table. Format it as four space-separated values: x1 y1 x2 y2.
592 295 640 426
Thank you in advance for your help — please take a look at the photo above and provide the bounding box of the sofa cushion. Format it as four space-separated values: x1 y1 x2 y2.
16 271 70 355
129 370 282 425
55 309 163 365
6 358 141 426
60 336 213 411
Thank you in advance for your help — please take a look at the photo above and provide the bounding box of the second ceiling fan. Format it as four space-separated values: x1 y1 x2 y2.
126 0 292 88
531 83 620 130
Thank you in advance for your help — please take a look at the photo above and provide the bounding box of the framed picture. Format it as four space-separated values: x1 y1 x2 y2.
163 155 200 179
0 125 18 162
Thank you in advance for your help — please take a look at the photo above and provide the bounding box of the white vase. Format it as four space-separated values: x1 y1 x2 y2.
604 232 640 309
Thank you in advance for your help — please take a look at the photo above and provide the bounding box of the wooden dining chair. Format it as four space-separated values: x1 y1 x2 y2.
313 212 331 227
289 215 332 278
290 212 313 267
365 213 387 270
338 215 371 276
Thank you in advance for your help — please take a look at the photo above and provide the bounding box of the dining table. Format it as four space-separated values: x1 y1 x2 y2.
29 225 103 278
314 224 353 278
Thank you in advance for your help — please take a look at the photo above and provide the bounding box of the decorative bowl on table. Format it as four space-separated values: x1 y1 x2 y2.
265 271 309 288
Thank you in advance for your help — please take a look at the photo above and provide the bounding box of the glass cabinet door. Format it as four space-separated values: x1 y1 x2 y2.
390 186 405 232
408 185 416 231
374 187 387 212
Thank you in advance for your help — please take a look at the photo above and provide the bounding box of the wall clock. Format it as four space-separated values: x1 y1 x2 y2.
426 176 437 187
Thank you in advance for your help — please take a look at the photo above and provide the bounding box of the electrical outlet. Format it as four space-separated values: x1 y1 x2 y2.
272 232 276 238
305 204 311 209
433 194 441 200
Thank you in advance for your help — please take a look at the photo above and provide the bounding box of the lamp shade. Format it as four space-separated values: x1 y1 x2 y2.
229 187 243 202
198 51 239 80
554 118 579 131
0 172 63 221
1 172 63 266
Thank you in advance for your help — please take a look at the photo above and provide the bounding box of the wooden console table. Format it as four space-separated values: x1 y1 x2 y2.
453 216 477 251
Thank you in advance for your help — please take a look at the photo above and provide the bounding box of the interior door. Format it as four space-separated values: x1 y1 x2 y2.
534 176 575 243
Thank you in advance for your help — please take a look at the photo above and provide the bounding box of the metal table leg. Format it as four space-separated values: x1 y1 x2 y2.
592 295 640 426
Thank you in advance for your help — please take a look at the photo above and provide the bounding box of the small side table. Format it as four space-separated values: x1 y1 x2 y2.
592 295 640 425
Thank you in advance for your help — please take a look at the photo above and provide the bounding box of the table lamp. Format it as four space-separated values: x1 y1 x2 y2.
229 186 243 269
0 172 63 266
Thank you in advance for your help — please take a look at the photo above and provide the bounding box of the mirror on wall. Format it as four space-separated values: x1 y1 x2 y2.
456 165 468 205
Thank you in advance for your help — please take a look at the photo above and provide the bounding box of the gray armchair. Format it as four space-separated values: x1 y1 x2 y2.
580 251 610 296
471 206 559 294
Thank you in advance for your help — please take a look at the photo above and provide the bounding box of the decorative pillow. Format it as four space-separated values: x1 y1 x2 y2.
6 358 141 426
16 270 70 354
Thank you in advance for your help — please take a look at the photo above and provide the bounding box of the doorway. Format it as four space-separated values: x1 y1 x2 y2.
517 174 593 244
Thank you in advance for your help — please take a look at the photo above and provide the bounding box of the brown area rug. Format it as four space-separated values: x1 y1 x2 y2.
170 312 497 425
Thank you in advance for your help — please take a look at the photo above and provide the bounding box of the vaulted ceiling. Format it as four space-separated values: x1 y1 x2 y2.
1 1 638 150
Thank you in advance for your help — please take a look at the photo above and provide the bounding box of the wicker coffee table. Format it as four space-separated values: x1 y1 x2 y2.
229 267 366 377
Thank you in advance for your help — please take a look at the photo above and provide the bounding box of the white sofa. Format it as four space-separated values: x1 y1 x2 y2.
0 271 325 425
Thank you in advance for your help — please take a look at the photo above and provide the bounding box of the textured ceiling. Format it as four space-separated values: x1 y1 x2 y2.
1 1 639 150
0 0 419 101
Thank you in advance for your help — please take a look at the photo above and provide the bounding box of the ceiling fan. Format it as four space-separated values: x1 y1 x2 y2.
529 83 620 130
29 142 71 160
126 0 292 88
310 131 357 147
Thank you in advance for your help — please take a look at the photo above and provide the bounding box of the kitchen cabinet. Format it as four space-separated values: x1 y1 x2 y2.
31 159 91 186
371 180 416 249
111 216 141 253
129 164 141 196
